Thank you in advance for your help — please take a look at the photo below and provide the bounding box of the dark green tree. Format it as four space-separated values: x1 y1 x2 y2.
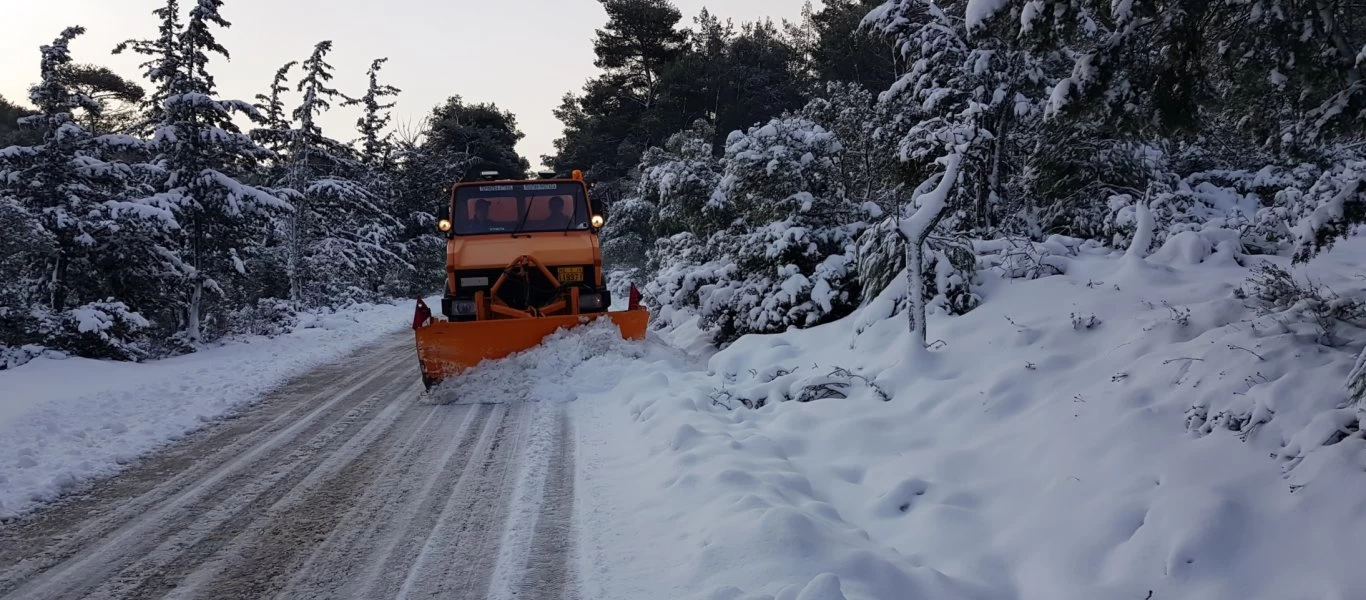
0 95 40 147
547 0 688 180
792 0 901 93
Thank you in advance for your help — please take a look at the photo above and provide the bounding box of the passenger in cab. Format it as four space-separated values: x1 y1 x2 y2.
542 196 575 229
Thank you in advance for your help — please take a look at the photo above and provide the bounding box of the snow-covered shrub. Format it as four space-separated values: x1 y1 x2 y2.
644 232 729 329
1026 135 1166 240
1239 262 1366 346
222 298 299 338
601 196 657 273
710 364 889 410
34 301 152 361
644 114 872 345
1096 157 1366 259
1104 183 1248 252
703 221 863 344
1290 157 1366 262
973 235 1080 280
800 82 904 211
0 344 54 371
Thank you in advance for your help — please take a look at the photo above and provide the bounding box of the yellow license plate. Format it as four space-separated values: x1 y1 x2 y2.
557 267 584 283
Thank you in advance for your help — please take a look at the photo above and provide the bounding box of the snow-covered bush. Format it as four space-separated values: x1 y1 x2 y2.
1025 136 1166 240
1290 157 1366 262
0 344 54 371
222 298 299 338
645 115 873 345
1239 262 1366 346
31 301 153 361
973 235 1080 280
637 120 725 238
601 196 657 273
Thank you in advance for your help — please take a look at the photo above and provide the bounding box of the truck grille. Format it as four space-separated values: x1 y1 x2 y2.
453 265 595 311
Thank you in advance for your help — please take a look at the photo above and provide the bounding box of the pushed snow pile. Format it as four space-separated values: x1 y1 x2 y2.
0 298 430 519
573 234 1366 600
425 317 660 406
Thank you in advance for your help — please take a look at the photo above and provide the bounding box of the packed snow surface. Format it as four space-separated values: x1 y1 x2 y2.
564 234 1366 599
0 297 434 519
5 231 1365 599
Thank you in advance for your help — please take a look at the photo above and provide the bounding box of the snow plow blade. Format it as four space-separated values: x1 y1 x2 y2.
414 308 648 389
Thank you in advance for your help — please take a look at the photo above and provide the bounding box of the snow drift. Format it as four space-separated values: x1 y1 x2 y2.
571 232 1366 600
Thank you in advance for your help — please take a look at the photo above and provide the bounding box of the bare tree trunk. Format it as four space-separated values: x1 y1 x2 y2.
49 252 66 311
187 278 203 344
286 150 307 304
898 153 963 352
905 237 929 351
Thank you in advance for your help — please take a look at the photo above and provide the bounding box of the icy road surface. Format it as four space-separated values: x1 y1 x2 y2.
0 333 577 600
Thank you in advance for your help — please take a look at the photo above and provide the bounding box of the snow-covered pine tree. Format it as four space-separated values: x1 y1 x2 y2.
0 25 181 358
131 0 291 343
345 57 412 296
0 191 54 368
636 119 724 239
348 58 401 170
251 61 296 155
276 41 404 306
112 0 184 135
0 26 170 360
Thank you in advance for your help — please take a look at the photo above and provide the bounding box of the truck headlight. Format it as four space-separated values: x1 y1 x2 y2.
578 292 605 311
451 300 476 315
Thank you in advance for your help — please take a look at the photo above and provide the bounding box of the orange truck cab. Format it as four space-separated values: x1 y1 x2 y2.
437 172 611 320
412 170 648 390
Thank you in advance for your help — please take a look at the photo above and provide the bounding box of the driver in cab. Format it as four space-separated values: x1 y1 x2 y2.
540 196 579 230
467 198 501 233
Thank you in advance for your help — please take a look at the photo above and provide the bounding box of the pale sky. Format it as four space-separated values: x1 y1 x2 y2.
0 0 816 169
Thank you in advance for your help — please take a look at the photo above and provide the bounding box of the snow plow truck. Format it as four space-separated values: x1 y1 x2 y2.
412 170 649 389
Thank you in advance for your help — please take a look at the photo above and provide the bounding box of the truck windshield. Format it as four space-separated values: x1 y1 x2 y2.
453 182 591 235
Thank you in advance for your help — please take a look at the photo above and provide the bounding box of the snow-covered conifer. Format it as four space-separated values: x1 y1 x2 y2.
0 27 169 358
636 120 724 238
348 58 401 170
273 41 405 305
131 0 291 343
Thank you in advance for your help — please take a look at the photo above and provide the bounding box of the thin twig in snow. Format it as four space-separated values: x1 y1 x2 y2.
1228 344 1266 360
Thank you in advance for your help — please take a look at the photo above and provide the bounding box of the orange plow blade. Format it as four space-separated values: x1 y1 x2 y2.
414 308 649 389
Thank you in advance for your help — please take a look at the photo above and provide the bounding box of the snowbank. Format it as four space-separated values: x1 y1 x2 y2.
0 297 434 519
572 233 1366 599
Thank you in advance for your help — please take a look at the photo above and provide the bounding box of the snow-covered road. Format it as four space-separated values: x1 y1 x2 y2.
0 333 577 600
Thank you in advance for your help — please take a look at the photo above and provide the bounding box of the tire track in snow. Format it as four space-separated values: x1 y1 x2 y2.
488 403 580 600
0 337 415 599
120 378 424 599
391 400 527 599
0 332 595 600
0 337 412 587
274 402 491 599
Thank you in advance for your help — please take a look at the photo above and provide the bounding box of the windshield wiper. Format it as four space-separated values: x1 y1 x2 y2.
512 201 533 237
561 207 579 235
